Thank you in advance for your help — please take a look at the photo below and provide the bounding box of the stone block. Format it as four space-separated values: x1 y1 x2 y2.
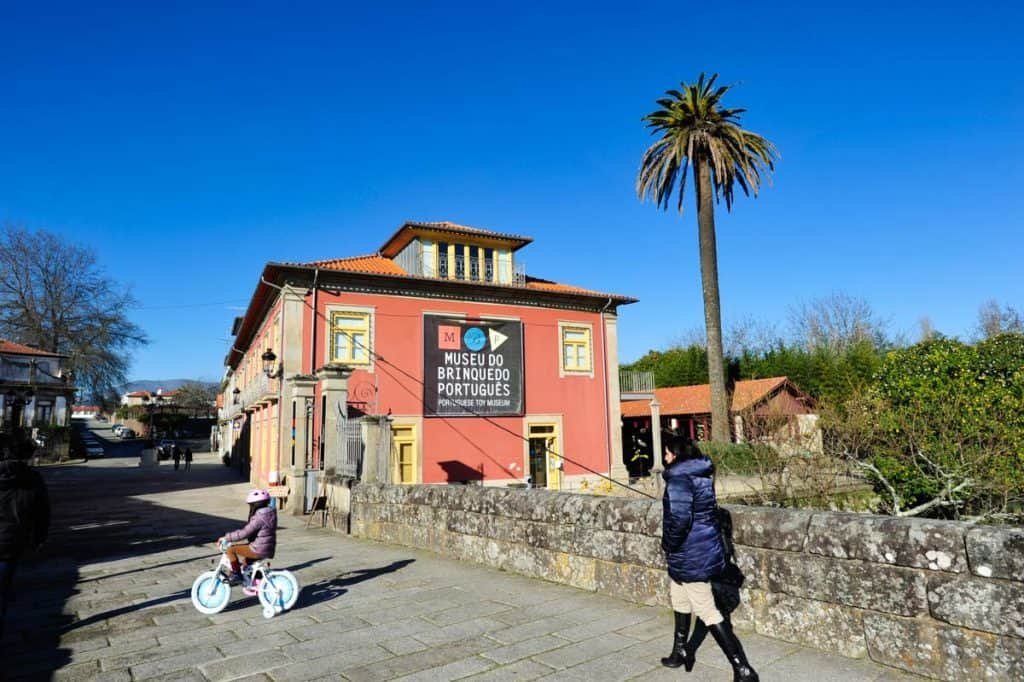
747 590 867 659
863 612 1024 681
966 525 1024 582
594 559 666 606
523 522 572 553
551 493 603 526
927 574 1024 638
622 533 663 570
594 498 655 534
726 505 811 552
500 544 548 580
644 502 663 539
478 487 511 516
403 485 429 506
571 527 625 561
460 485 487 513
731 546 764 591
489 516 524 544
758 549 927 616
729 587 759 630
549 551 597 591
805 513 966 573
507 490 537 520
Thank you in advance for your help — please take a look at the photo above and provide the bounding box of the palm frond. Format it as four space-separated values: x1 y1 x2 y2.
636 73 778 213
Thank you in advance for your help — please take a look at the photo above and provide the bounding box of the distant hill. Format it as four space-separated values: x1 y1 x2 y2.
119 379 219 395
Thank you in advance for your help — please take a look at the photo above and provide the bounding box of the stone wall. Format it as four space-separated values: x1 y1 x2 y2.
350 483 1024 680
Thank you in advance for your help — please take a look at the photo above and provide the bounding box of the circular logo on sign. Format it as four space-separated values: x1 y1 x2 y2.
463 327 486 352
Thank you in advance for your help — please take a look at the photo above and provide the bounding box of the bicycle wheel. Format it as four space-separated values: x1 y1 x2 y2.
191 570 231 614
258 570 299 611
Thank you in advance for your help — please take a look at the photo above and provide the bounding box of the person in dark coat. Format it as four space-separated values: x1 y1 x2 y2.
0 429 50 644
172 444 181 471
183 447 193 471
660 433 758 681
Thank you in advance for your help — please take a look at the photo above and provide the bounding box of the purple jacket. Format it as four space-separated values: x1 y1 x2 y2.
225 507 277 557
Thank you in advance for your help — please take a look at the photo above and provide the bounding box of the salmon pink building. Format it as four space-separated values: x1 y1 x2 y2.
218 221 636 509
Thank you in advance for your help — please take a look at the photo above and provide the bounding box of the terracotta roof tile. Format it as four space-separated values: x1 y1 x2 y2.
307 254 407 275
289 257 633 302
0 339 60 357
621 377 790 418
403 220 532 243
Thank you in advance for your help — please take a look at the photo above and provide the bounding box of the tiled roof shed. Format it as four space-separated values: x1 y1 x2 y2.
0 339 66 357
620 377 812 418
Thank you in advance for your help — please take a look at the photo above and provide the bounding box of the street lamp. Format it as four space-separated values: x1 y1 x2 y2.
232 387 241 405
261 348 279 379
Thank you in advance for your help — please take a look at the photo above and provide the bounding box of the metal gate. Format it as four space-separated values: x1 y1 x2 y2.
335 412 364 479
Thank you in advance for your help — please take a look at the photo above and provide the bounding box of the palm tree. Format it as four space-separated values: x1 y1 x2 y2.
637 73 778 443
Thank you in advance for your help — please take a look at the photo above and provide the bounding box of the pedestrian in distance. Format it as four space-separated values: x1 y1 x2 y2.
0 429 50 646
660 432 758 681
184 446 192 471
172 444 181 471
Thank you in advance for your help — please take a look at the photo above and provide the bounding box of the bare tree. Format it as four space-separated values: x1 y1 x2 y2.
976 299 1023 339
0 225 147 398
725 316 781 357
174 381 218 417
917 316 937 342
789 292 888 354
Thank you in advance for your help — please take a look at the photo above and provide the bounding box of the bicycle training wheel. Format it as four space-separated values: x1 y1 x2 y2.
191 570 231 614
258 570 299 612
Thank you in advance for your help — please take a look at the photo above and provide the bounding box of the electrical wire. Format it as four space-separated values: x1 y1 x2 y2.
244 288 657 500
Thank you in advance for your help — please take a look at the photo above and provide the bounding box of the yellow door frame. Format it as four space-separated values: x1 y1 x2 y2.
523 417 563 491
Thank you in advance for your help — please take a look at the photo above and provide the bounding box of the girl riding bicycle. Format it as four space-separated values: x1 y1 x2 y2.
217 489 276 585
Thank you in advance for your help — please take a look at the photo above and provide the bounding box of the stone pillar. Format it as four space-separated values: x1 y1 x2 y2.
359 415 388 484
316 363 352 476
603 312 629 482
649 398 663 495
139 447 159 468
284 374 317 515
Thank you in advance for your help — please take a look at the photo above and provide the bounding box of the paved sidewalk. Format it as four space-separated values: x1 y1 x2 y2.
5 439 920 681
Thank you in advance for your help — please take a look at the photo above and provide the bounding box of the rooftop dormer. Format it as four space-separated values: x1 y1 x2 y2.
379 221 531 284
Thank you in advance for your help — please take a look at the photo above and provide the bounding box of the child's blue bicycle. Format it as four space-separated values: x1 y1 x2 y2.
190 540 299 619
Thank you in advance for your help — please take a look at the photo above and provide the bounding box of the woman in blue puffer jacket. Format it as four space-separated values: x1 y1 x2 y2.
660 433 758 682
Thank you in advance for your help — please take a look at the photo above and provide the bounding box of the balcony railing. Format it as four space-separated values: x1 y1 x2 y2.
428 253 527 286
238 374 280 410
620 370 655 398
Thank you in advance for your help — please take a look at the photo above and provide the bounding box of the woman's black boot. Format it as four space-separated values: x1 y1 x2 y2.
708 620 759 681
661 611 694 669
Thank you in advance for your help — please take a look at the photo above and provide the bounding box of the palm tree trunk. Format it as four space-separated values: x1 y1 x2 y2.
695 160 731 443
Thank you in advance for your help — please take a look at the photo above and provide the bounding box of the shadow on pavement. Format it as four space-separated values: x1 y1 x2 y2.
59 589 192 634
294 559 415 610
5 458 247 680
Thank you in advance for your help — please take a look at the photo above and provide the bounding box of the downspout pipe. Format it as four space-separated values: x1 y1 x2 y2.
599 297 615 480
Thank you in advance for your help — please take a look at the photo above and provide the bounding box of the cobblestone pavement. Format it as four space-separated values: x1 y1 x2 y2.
5 425 921 681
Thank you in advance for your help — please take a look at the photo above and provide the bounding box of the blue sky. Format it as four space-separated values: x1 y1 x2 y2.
2 1 1022 382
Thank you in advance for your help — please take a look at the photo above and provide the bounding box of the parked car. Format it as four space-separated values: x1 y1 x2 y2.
119 428 136 439
111 424 125 435
156 439 176 460
85 445 105 458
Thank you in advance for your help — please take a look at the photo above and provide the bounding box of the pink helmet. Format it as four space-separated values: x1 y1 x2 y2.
245 489 270 504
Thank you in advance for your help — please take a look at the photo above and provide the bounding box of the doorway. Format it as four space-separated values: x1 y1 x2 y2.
527 423 561 490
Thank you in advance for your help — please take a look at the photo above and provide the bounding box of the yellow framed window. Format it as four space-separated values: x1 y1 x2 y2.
330 311 371 365
561 326 592 373
392 426 417 484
